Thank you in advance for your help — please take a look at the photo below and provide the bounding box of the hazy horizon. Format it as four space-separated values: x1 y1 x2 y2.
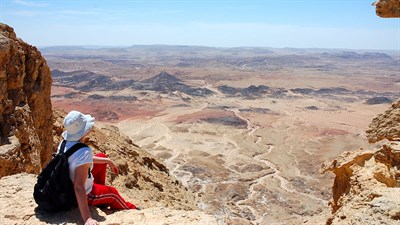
38 44 400 54
1 0 399 50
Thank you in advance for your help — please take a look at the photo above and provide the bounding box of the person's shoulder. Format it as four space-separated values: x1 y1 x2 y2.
66 141 91 153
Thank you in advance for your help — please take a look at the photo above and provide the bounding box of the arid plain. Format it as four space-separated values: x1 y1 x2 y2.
46 46 399 224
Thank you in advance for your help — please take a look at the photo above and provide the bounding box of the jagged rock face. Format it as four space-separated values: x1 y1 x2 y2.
374 0 400 18
366 100 400 143
323 143 400 224
0 23 53 177
323 100 400 224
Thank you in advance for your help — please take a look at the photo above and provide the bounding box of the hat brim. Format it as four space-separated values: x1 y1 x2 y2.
62 114 94 141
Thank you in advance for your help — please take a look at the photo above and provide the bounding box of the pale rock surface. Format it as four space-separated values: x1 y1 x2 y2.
0 173 219 225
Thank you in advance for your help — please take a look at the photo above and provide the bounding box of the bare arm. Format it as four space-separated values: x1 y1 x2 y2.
93 156 119 174
74 163 98 225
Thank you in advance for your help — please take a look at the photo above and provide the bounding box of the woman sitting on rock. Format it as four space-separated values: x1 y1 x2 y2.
60 110 137 225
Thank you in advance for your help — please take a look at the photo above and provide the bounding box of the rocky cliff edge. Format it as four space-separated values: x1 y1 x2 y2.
0 23 53 176
323 100 400 225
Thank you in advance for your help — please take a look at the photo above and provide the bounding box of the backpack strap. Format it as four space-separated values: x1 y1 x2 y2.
60 140 88 158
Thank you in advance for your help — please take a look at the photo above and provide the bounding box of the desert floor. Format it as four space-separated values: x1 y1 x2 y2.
50 47 398 224
54 91 391 224
112 90 388 224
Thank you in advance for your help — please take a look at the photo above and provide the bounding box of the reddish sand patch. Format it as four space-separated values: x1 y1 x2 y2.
51 86 75 96
52 99 163 122
316 128 350 137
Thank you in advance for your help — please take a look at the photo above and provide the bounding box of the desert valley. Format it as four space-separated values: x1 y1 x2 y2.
1 1 400 224
45 45 399 224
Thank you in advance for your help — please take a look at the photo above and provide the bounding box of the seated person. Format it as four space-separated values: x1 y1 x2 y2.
60 110 137 225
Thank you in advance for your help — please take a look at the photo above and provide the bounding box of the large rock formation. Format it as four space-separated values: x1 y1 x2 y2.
373 0 400 18
323 100 400 224
0 23 53 177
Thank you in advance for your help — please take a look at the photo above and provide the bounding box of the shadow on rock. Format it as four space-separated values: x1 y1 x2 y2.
34 206 106 224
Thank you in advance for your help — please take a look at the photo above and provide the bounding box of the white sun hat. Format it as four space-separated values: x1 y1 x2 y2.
62 110 95 141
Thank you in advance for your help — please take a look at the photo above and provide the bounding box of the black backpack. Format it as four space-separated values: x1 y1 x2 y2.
33 140 87 212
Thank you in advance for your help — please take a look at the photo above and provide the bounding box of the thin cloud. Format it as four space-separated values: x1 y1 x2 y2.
10 10 40 17
12 0 48 7
59 10 99 16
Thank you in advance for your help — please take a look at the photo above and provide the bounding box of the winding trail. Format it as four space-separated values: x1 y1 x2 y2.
228 107 328 223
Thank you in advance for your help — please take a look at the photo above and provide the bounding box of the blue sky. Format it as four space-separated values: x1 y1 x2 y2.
1 0 399 50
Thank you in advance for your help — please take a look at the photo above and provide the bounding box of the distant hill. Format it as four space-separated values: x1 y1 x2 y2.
365 97 393 105
52 70 214 97
218 85 269 97
321 51 393 60
138 71 214 97
142 71 182 84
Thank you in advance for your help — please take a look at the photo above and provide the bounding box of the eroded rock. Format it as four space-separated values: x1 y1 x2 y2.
366 100 400 143
323 100 400 224
0 23 53 176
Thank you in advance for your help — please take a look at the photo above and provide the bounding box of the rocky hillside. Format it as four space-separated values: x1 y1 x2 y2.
322 100 400 224
0 23 218 224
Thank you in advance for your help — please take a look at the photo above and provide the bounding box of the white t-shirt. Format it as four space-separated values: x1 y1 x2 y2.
58 141 94 194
